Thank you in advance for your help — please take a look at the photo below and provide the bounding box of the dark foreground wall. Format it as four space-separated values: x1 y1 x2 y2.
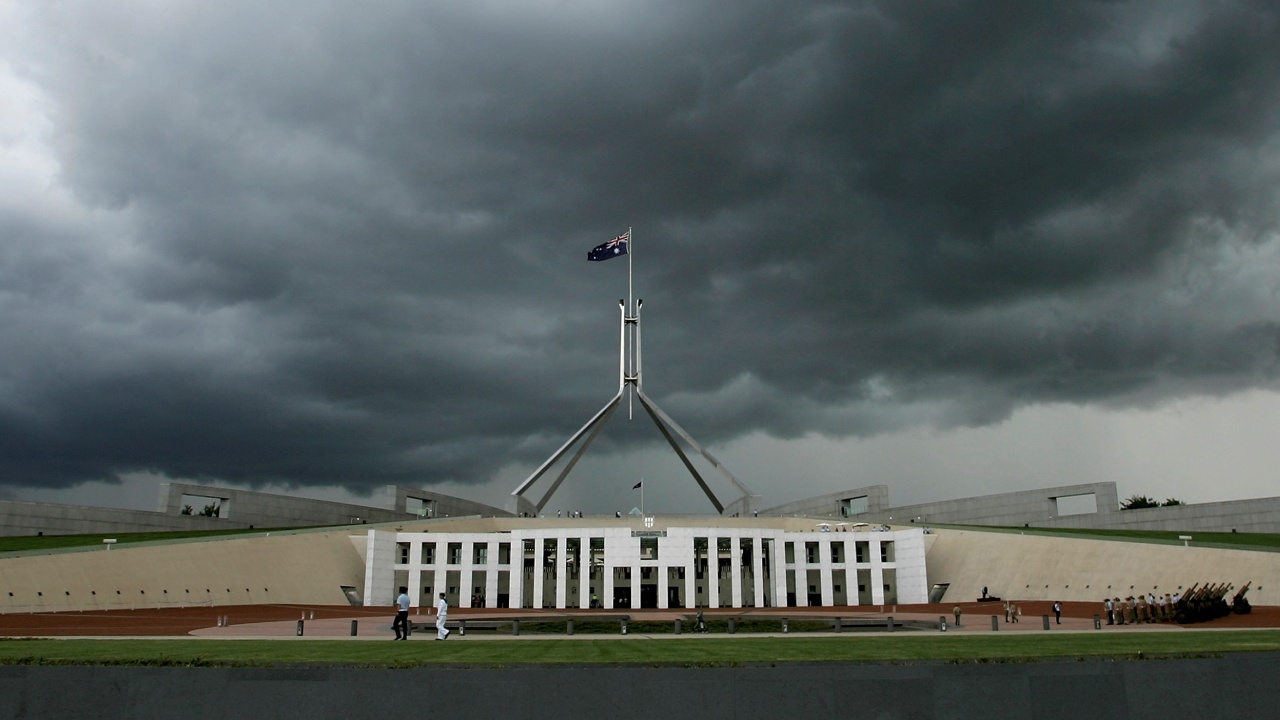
2 653 1276 720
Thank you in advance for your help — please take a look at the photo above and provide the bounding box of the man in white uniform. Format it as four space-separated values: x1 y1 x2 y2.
392 587 410 640
435 592 450 640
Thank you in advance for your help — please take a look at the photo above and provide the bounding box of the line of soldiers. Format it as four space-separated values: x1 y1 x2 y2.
1103 582 1251 625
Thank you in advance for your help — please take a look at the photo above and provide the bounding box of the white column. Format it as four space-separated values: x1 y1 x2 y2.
577 535 590 610
485 542 500 608
730 533 743 608
747 532 757 604
555 535 567 609
794 539 810 607
509 537 525 609
461 541 474 608
771 538 787 609
632 561 642 609
870 537 885 605
843 538 856 607
820 539 834 607
362 530 396 607
532 537 546 609
408 539 423 609
707 538 721 609
682 533 696 609
658 561 669 610
603 544 615 609
433 569 446 605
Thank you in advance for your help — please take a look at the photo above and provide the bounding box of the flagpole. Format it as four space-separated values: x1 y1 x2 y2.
641 476 644 516
627 227 634 420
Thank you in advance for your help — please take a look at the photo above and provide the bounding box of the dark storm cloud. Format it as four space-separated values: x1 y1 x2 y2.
3 0 1279 492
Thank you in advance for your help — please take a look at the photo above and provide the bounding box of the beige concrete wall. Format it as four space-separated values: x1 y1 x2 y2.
925 527 1280 606
0 499 238 537
0 529 367 614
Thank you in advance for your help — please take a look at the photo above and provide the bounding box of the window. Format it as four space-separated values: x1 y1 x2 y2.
473 544 488 564
840 495 869 517
640 537 658 560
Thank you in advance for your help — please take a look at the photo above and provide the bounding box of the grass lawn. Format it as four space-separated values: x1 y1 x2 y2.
2 630 1278 668
964 525 1280 551
0 527 302 554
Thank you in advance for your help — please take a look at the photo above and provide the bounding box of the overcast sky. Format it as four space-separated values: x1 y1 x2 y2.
2 0 1279 516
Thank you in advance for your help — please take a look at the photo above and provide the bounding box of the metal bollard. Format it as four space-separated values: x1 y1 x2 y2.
1094 614 1102 630
674 618 682 635
1043 615 1051 630
781 617 788 633
296 619 304 636
621 619 628 635
727 618 736 634
991 615 999 631
350 620 358 637
513 619 520 636
834 617 842 633
887 616 894 632
567 618 574 636
459 619 466 636
940 616 947 632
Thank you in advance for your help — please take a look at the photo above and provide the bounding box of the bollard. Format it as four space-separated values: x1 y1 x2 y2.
621 619 628 635
887 616 894 632
1043 615 1051 630
834 617 842 633
459 619 467 637
512 619 520 636
674 618 682 635
940 616 948 632
296 619 304 636
350 620 358 637
991 615 999 631
1094 614 1102 630
728 618 736 634
781 617 788 633
567 618 574 636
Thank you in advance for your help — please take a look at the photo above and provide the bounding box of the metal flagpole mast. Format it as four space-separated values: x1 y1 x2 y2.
627 227 634 419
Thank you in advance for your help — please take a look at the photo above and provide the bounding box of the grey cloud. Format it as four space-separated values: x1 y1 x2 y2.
2 0 1279 494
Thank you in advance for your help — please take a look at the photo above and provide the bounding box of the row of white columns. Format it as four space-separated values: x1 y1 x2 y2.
372 527 918 609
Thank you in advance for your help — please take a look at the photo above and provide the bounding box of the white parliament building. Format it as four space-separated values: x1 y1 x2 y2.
363 519 928 611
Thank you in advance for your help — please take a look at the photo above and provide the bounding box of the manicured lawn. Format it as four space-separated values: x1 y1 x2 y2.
2 630 1278 667
0 528 301 554
964 525 1280 551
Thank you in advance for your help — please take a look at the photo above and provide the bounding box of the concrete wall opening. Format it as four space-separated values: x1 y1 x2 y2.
1054 493 1099 517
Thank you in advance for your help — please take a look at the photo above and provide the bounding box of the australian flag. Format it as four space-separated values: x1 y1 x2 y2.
588 232 629 261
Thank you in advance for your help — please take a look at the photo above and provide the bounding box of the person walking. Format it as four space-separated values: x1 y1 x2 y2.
392 587 410 640
953 605 962 627
435 592 451 640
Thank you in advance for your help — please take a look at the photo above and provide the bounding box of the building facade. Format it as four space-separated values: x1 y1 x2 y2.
364 522 928 611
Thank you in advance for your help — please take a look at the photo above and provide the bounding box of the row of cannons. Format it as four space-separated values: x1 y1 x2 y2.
1108 582 1252 625
1176 581 1252 624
